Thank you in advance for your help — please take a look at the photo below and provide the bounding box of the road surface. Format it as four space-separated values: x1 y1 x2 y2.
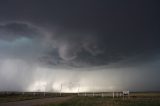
0 96 73 106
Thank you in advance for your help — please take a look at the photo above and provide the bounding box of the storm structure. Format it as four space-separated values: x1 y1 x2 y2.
0 0 160 92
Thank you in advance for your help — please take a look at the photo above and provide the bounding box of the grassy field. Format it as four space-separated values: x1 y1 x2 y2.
45 97 160 106
0 92 160 106
45 93 160 106
0 92 61 103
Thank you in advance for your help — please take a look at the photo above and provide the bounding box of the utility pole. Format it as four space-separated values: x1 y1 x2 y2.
44 88 46 96
113 91 114 99
60 84 62 96
77 84 80 96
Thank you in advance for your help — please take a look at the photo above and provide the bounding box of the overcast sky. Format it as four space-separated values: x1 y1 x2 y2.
0 0 160 92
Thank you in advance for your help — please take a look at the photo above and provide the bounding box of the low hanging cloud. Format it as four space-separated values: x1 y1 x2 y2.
0 56 160 92
0 22 43 41
0 0 160 92
0 22 46 63
0 21 106 67
0 21 159 68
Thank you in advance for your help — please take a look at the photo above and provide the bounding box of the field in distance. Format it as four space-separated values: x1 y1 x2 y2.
0 92 160 106
44 92 160 106
0 92 73 103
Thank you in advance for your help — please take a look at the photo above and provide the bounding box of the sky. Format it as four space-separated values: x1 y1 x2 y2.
0 0 160 92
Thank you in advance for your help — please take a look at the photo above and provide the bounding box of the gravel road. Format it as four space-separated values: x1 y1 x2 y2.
0 96 73 106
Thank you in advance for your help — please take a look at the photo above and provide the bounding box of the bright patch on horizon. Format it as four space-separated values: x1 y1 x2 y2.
28 81 47 92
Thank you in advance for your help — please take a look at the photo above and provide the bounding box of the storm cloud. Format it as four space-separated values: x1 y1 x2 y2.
0 0 160 92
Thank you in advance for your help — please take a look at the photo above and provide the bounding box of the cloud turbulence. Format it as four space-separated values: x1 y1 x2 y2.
0 0 160 92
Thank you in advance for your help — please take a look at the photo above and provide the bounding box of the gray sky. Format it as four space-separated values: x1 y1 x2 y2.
0 0 160 92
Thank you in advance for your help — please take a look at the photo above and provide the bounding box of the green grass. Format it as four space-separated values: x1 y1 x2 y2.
0 95 43 103
0 93 58 103
46 96 160 106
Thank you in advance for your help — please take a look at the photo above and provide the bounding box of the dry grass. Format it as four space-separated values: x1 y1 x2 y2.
46 93 160 106
1 92 160 106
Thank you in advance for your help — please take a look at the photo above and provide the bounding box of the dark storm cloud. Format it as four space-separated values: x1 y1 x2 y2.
0 22 41 41
0 0 160 67
0 0 160 92
39 33 105 67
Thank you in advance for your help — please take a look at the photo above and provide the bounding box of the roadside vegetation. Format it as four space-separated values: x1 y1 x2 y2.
0 92 59 103
46 93 160 106
1 92 160 106
46 97 160 106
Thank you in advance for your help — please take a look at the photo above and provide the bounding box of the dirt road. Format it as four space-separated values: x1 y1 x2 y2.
0 96 73 106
